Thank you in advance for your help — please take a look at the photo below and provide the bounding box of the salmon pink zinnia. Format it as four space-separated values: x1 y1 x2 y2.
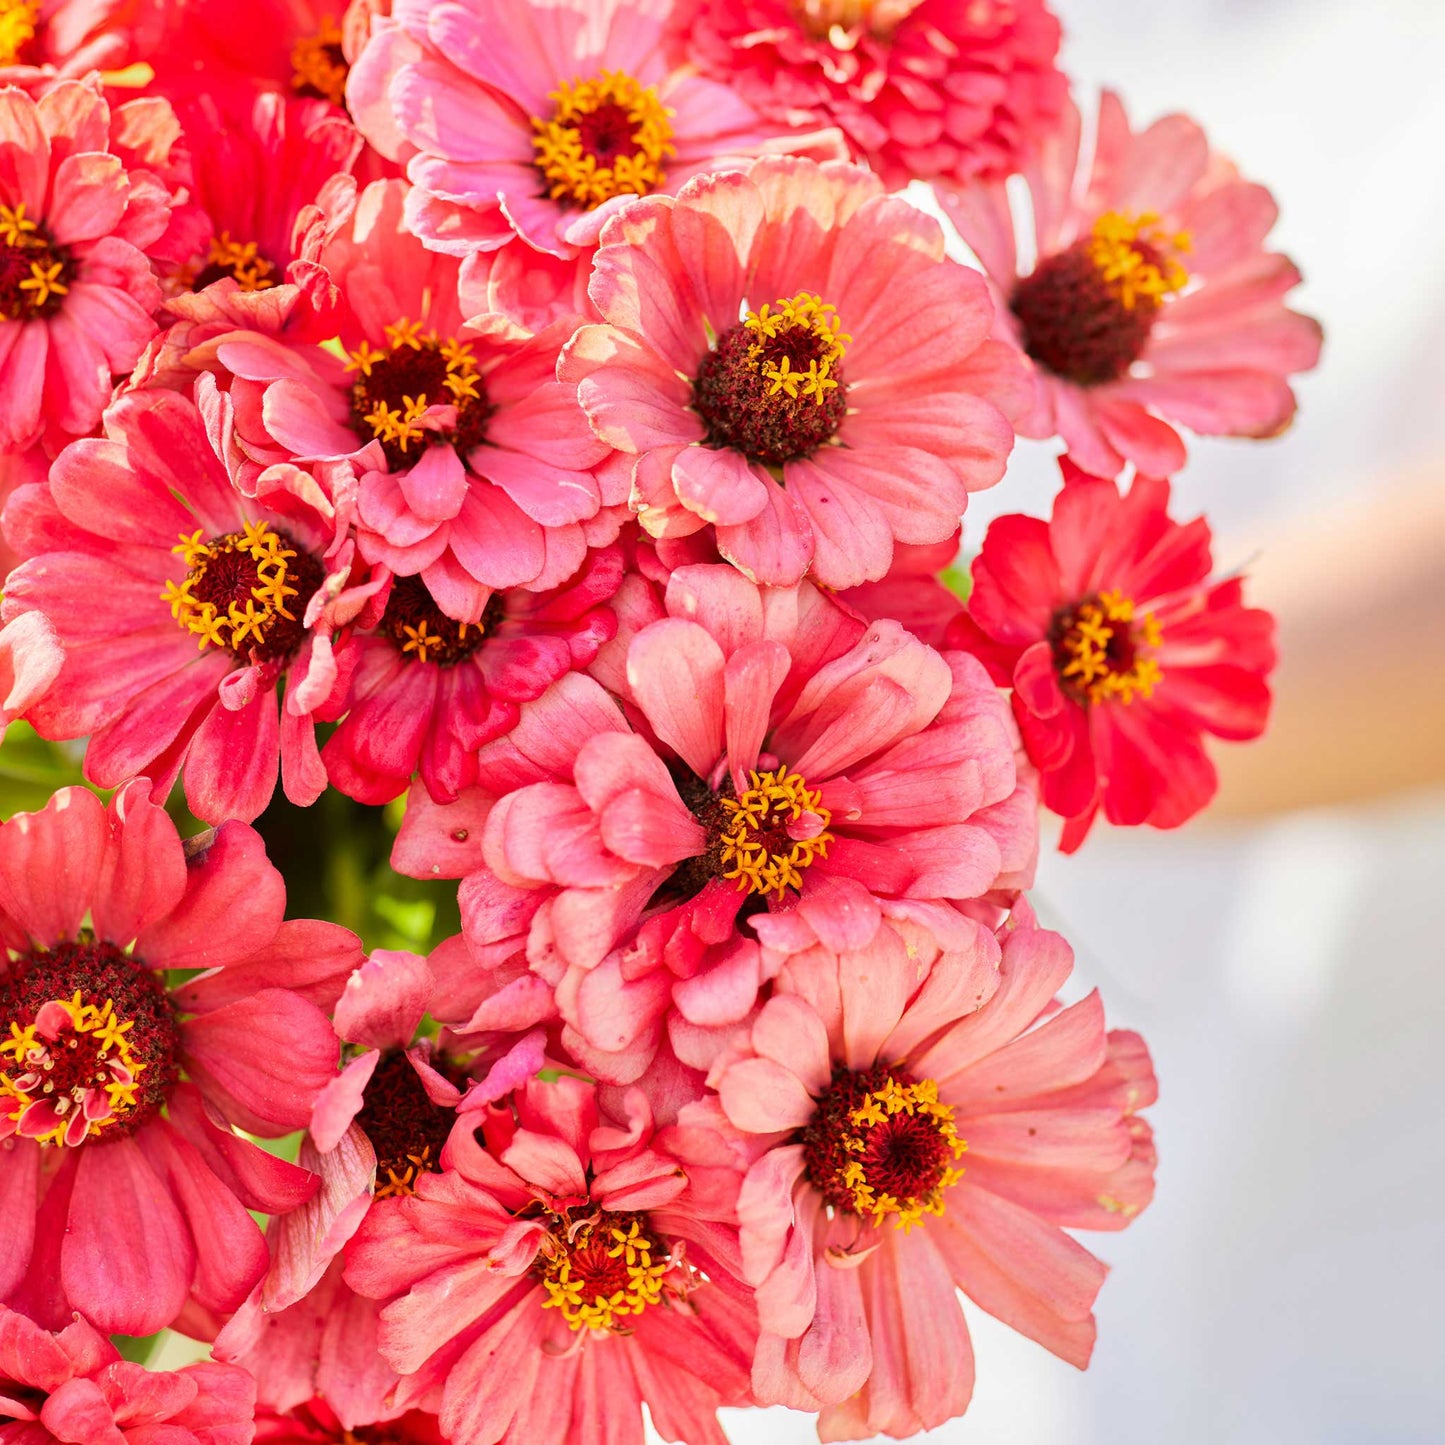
694 905 1157 1438
938 91 1324 477
0 782 360 1338
948 461 1277 851
563 157 1028 587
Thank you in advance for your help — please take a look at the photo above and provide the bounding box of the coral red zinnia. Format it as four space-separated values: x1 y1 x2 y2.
0 782 358 1337
563 156 1027 587
692 903 1156 1438
949 461 1277 850
939 90 1323 477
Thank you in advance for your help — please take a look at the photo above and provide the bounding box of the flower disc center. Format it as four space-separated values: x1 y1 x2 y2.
0 0 40 67
0 939 180 1148
290 18 349 108
193 231 278 292
380 575 498 667
0 203 74 322
1049 588 1163 705
537 1211 671 1332
354 1048 461 1199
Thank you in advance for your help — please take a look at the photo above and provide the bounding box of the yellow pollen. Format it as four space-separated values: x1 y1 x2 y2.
346 320 483 456
290 15 348 108
0 201 39 248
538 1215 671 1333
742 293 851 407
1087 210 1191 311
1054 589 1164 705
718 767 834 901
398 618 472 663
206 231 277 292
0 992 148 1149
373 1145 436 1200
838 1077 966 1231
17 258 68 307
531 70 675 210
163 522 301 655
0 0 39 67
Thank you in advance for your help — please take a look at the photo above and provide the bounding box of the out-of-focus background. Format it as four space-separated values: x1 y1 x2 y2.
741 1 1445 1441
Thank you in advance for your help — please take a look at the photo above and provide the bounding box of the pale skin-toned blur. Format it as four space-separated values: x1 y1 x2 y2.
1209 468 1445 818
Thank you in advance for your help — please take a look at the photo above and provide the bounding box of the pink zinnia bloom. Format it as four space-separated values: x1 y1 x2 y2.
404 563 1034 1082
562 157 1028 587
0 0 169 91
2 386 375 824
255 1400 444 1445
206 177 624 622
0 782 360 1337
938 91 1325 477
218 948 471 1427
948 461 1277 850
839 530 966 649
695 904 1157 1437
324 546 623 805
679 0 1067 189
347 0 830 262
0 80 194 451
343 1074 756 1445
0 1307 254 1445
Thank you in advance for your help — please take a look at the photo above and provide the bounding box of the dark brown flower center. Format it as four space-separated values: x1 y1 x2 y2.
192 231 278 292
692 292 850 465
535 1209 672 1332
354 1048 460 1199
346 321 493 470
380 575 501 667
1048 589 1163 706
801 1060 965 1229
0 203 75 322
0 939 181 1148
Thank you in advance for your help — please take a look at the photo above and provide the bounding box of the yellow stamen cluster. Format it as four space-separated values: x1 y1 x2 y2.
162 522 300 653
397 618 471 663
793 0 919 42
532 71 675 209
345 321 481 457
1088 210 1191 311
719 767 833 900
374 1144 436 1200
1056 588 1163 705
290 15 348 108
0 0 39 67
743 292 851 406
0 992 146 1148
839 1077 966 1231
206 231 277 291
0 201 70 315
538 1215 670 1333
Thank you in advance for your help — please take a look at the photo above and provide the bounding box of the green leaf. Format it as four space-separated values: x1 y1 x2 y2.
112 1332 161 1364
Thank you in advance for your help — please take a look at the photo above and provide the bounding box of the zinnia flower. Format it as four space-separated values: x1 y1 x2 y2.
679 0 1067 189
401 562 1034 1082
938 90 1324 477
347 0 827 260
562 157 1027 587
0 782 359 1337
254 1399 445 1445
694 903 1157 1438
0 79 195 451
323 547 623 805
1 386 374 824
0 1306 255 1445
948 461 1277 850
343 1074 757 1445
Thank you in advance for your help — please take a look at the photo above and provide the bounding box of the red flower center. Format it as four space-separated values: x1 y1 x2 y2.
801 1061 966 1229
346 320 493 471
163 522 325 663
192 231 279 293
354 1048 461 1199
379 575 499 667
532 71 675 210
692 292 850 465
1049 588 1163 705
536 1210 677 1332
0 203 75 322
0 939 181 1149
290 17 348 108
1011 210 1191 387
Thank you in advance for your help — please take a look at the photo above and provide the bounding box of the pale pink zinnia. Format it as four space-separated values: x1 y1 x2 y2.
347 0 831 261
0 80 196 451
692 903 1157 1438
2 386 375 824
679 0 1068 190
0 782 360 1337
562 157 1028 587
0 1306 255 1445
343 1074 757 1445
399 563 1035 1083
938 91 1324 477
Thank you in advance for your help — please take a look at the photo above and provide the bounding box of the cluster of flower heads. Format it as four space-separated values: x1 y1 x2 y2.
0 1 1317 1443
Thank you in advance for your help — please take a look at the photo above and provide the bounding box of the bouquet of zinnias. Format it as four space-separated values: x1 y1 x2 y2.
0 1 1318 1442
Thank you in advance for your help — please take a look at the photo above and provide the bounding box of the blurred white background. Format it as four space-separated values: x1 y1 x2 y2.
731 1 1445 1441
